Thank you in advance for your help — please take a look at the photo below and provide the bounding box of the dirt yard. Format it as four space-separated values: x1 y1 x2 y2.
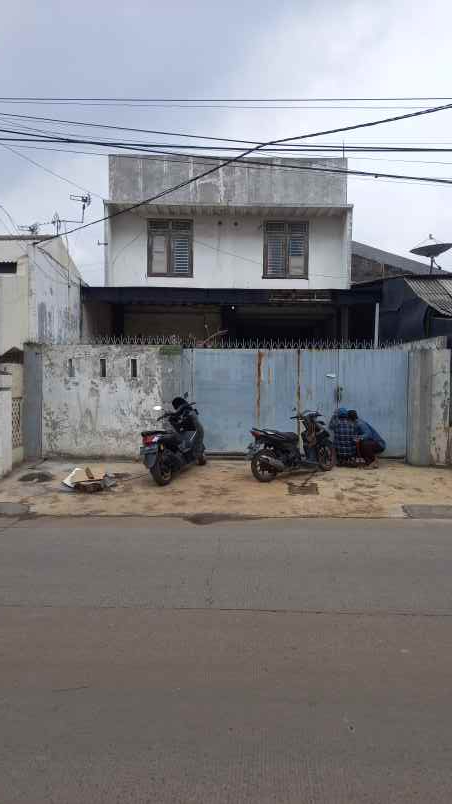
1 458 452 520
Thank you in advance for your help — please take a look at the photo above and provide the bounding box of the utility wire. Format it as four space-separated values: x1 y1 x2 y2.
0 142 103 198
0 111 258 146
38 100 452 243
6 129 452 156
3 112 452 152
11 142 452 169
1 95 452 102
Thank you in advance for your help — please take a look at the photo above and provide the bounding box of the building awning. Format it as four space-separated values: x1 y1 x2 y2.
83 286 335 306
105 201 352 219
405 277 452 316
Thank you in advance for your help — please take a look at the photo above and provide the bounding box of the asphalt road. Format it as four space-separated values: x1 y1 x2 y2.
1 515 452 803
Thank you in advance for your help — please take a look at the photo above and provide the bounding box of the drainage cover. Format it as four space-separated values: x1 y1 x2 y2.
403 504 452 519
287 482 319 495
0 502 29 516
19 472 54 483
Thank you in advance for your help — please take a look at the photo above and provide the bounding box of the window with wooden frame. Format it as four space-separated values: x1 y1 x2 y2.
147 220 193 277
264 221 309 278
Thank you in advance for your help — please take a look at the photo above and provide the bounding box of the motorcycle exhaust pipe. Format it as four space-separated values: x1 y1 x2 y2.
260 454 285 472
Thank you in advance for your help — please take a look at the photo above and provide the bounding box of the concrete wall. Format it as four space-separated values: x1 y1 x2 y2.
0 252 29 357
109 155 347 207
0 237 82 355
0 369 12 477
41 345 182 458
107 211 350 290
28 242 81 344
407 349 451 466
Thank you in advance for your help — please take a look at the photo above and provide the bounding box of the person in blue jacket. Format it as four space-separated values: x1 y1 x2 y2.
348 410 386 469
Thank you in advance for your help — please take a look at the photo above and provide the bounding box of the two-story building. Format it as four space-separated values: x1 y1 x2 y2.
83 154 358 342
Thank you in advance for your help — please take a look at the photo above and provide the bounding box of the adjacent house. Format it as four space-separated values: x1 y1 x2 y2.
0 234 83 468
0 234 82 359
83 154 356 342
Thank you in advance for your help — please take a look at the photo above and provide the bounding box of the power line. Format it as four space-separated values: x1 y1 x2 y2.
39 100 452 243
1 95 452 102
8 142 452 164
0 142 103 198
6 127 452 156
4 140 450 195
0 111 258 146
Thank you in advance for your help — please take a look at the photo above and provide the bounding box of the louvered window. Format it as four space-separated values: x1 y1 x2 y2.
264 221 309 278
147 220 193 276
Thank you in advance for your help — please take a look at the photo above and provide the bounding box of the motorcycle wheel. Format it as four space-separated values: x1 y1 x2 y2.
251 450 278 482
150 457 173 486
317 444 334 472
197 452 207 466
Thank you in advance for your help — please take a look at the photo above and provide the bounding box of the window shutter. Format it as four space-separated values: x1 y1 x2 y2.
171 236 191 275
265 222 286 276
148 220 170 234
288 222 308 276
171 220 191 233
171 220 192 275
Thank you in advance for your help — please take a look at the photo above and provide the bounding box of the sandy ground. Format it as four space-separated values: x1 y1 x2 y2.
1 457 452 519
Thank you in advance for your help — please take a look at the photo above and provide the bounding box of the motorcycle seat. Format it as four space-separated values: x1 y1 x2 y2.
260 429 298 442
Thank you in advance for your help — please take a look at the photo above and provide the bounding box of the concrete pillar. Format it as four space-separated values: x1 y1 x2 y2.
407 349 451 466
0 368 12 477
340 306 349 343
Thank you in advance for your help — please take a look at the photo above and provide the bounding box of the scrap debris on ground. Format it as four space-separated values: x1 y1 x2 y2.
62 466 117 494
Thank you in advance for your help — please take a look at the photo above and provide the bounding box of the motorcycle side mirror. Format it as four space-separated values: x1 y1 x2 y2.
184 392 189 400
153 405 163 411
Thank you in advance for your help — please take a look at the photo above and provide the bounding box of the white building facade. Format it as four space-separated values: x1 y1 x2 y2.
105 154 352 292
82 155 354 342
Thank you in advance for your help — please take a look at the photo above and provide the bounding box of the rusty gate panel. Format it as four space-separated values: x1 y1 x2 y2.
187 349 257 452
184 348 408 455
254 350 298 432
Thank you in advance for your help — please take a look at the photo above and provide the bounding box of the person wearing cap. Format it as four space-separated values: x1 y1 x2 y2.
329 407 357 466
348 410 386 469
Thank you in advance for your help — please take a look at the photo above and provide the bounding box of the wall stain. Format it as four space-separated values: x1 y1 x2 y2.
256 351 264 423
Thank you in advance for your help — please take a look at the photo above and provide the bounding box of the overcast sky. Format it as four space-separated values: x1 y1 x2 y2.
1 0 452 283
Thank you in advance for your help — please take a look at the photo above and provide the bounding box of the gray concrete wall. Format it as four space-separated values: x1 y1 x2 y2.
407 349 451 466
400 337 448 351
109 155 347 207
41 345 182 458
0 369 12 477
23 347 43 461
0 237 83 356
28 243 82 345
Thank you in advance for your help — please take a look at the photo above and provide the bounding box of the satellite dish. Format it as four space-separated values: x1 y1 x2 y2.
410 234 452 272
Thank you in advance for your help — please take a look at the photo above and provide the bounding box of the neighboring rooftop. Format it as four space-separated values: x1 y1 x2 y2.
352 240 433 282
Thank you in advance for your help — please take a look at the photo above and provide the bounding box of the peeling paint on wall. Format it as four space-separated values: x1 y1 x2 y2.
41 345 181 458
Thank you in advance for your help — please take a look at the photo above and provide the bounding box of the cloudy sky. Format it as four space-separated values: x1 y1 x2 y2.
1 0 452 283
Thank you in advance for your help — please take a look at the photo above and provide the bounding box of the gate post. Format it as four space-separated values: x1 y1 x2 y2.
407 348 451 466
0 368 12 477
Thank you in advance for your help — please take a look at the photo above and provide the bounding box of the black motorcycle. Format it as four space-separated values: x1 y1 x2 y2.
247 409 334 482
140 395 206 486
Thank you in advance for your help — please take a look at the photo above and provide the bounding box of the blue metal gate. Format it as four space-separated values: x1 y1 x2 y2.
183 348 408 456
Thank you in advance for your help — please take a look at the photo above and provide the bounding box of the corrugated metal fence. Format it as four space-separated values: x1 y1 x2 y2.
182 348 409 456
